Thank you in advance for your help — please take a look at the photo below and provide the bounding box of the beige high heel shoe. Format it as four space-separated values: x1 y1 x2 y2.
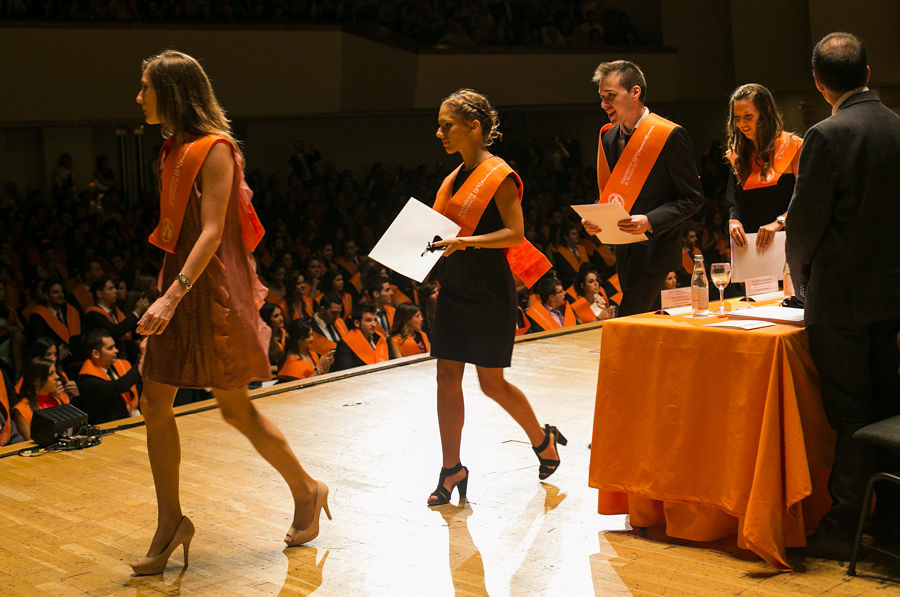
285 481 332 546
130 516 195 575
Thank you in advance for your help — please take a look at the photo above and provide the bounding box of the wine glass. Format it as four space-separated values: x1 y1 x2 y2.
710 263 732 315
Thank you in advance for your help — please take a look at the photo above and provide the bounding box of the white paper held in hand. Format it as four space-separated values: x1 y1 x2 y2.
368 197 462 283
570 203 648 245
730 231 786 282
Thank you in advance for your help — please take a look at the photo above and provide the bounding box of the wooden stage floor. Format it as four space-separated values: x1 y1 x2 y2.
1 326 898 596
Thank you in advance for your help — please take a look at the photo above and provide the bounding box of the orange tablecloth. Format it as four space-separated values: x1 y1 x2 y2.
588 311 836 570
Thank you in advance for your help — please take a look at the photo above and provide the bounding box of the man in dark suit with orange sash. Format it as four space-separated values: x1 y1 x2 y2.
75 329 141 425
83 277 149 362
583 60 704 316
786 33 900 560
26 279 81 368
332 302 390 372
526 277 577 332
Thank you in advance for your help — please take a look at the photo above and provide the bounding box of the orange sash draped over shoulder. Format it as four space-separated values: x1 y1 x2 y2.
150 135 265 254
342 330 389 365
0 373 11 445
78 359 139 410
726 132 803 190
526 302 576 330
434 157 551 288
597 113 678 211
278 351 320 381
31 305 80 343
391 331 430 357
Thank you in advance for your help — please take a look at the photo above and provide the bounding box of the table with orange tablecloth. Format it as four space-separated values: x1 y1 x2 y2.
588 310 836 570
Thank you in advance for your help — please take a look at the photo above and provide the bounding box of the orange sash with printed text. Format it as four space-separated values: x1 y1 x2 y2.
342 329 389 366
596 113 678 211
31 305 80 343
526 302 576 330
434 157 551 288
150 135 264 253
78 358 139 409
726 131 802 190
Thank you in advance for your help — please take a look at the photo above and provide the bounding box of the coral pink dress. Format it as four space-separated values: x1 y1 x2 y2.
141 147 271 389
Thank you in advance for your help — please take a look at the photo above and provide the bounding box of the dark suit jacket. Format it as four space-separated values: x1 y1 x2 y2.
82 309 139 340
74 366 141 424
332 332 388 372
600 120 704 280
786 91 900 326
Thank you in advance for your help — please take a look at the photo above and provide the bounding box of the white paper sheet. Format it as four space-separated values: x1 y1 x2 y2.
705 319 775 330
726 305 805 325
570 203 648 245
368 197 461 283
730 231 786 282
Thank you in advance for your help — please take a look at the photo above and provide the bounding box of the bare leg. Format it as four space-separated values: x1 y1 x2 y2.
431 359 468 501
475 367 558 462
213 387 317 539
135 379 181 560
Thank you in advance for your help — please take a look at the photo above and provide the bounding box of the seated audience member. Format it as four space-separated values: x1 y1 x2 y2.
264 262 288 305
571 265 613 323
332 301 390 372
553 224 591 287
321 268 353 316
0 368 25 446
335 238 360 280
364 275 395 337
310 292 347 355
680 228 702 278
417 281 439 336
12 357 69 441
282 271 314 321
304 257 325 301
0 279 25 379
68 258 105 312
278 320 335 382
389 303 430 357
83 277 149 363
75 329 140 424
663 271 679 290
526 276 577 332
313 239 338 272
20 337 79 402
26 279 82 368
259 302 287 376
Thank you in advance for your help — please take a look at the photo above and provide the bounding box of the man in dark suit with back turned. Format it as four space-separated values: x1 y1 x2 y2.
582 60 704 316
786 32 900 560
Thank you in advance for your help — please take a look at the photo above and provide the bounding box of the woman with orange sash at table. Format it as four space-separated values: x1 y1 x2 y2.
11 357 69 441
571 265 614 323
427 89 565 506
277 320 334 382
389 303 430 358
131 50 330 575
725 84 803 251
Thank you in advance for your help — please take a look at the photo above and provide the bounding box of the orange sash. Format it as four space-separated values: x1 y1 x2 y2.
597 113 678 211
86 305 132 341
335 256 358 277
281 296 313 321
526 302 576 331
391 331 430 357
11 393 68 428
341 292 353 319
682 247 701 274
311 332 337 356
607 273 624 305
342 329 389 366
31 305 80 343
0 373 10 445
434 157 551 288
375 304 395 337
277 351 320 381
515 306 531 336
273 327 286 353
71 283 93 312
571 297 598 323
565 285 578 300
348 272 362 294
726 132 802 190
78 359 139 409
150 135 265 254
555 245 587 274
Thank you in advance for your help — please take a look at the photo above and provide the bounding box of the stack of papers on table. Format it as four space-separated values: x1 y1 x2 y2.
726 306 805 325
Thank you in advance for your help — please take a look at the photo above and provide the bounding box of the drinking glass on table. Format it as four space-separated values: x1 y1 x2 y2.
710 263 732 315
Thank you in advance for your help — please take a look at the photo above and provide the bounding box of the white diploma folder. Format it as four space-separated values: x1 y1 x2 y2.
570 203 648 245
730 231 786 283
368 197 461 283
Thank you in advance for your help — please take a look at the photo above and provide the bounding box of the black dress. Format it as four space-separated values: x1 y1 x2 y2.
726 173 795 231
430 168 517 368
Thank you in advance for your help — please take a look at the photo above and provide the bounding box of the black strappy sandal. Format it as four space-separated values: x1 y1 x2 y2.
533 424 568 480
427 462 469 506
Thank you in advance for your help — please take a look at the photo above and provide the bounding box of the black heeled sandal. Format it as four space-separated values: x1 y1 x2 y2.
427 462 469 506
533 424 567 480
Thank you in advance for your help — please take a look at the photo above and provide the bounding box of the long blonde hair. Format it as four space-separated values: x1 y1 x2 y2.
141 50 240 154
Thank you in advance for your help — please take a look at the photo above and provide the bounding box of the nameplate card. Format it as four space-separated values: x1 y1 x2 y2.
744 275 781 301
660 287 692 310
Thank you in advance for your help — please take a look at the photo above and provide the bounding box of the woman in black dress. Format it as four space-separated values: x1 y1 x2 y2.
726 84 803 250
427 89 565 506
